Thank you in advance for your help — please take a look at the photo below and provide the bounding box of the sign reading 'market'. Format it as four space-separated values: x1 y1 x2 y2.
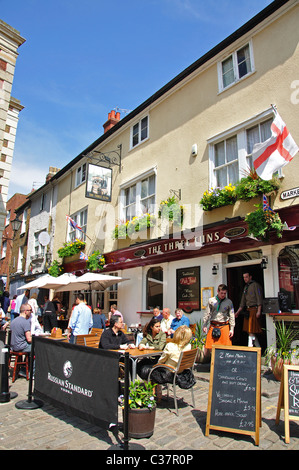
281 187 299 200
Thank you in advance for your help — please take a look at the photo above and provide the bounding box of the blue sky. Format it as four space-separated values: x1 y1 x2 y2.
1 0 272 198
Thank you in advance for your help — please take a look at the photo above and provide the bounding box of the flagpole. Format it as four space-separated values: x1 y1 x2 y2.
271 103 277 115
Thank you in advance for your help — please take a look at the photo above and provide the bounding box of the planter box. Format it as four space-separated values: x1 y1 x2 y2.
125 406 156 439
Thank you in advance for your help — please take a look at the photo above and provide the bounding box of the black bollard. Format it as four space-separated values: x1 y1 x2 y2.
0 340 18 403
15 335 43 410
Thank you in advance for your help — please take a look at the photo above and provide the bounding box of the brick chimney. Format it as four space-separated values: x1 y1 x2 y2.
45 166 60 183
103 110 121 134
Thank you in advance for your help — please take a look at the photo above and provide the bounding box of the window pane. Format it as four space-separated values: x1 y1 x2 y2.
237 45 251 78
226 136 238 162
222 56 234 88
146 267 163 310
260 119 272 141
132 123 139 146
247 125 260 154
215 167 227 187
228 161 238 185
141 116 148 141
148 174 155 195
141 179 148 199
215 141 225 167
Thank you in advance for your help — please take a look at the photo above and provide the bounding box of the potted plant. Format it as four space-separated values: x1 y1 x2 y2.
86 251 105 271
119 379 157 438
264 321 299 381
191 320 207 363
245 204 284 241
57 239 86 259
235 169 280 201
199 184 236 211
127 213 156 238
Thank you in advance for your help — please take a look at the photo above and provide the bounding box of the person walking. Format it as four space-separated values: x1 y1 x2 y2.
67 293 93 344
203 284 235 356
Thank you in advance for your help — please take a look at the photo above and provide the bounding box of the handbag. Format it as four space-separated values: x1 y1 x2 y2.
212 327 221 339
175 369 196 389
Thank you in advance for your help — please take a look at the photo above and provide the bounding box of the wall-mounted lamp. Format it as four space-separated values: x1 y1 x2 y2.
212 263 219 275
261 256 268 270
191 144 197 157
11 215 22 234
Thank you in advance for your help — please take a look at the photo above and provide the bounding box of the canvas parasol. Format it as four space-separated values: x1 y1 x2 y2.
16 274 60 290
54 272 129 292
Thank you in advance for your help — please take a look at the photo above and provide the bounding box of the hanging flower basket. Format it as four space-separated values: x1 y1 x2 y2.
158 196 184 225
86 251 105 271
48 260 64 277
245 204 284 241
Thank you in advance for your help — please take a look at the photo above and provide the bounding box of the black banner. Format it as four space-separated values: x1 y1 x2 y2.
34 337 119 428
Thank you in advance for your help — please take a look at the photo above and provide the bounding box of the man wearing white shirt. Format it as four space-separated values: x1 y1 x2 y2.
14 290 30 316
160 308 174 336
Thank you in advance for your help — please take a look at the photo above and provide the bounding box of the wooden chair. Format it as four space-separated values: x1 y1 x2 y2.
84 336 100 348
9 351 30 383
148 348 198 415
90 328 103 336
75 334 97 345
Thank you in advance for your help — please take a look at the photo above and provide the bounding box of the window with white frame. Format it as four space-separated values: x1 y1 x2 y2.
21 209 27 234
5 210 10 226
34 231 46 258
218 42 254 92
131 116 149 148
121 171 156 221
1 240 7 258
68 208 87 241
75 163 86 187
209 111 274 188
17 246 24 272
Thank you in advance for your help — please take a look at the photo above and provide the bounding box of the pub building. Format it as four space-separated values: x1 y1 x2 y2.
53 0 298 354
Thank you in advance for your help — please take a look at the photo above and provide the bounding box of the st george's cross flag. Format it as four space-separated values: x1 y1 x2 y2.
253 112 298 180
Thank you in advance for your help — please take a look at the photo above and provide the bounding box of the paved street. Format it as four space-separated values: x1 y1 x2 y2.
0 363 298 452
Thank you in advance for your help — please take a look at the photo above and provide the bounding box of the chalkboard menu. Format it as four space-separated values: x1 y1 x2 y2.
206 345 261 445
287 368 299 417
278 291 292 313
276 364 299 444
176 266 200 313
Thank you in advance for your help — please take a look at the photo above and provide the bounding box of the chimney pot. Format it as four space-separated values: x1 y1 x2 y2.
103 109 121 133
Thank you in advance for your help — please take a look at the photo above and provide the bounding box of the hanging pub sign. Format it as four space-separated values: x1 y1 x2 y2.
176 266 200 313
85 163 112 202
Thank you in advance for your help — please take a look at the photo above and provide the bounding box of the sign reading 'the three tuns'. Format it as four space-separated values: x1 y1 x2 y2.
206 345 261 446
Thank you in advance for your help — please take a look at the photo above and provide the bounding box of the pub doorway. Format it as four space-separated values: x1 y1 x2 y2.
227 264 266 352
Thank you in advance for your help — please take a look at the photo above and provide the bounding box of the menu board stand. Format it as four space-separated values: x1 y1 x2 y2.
276 364 299 444
205 345 261 446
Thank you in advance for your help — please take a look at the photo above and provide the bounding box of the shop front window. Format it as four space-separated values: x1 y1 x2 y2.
278 245 299 310
146 266 163 310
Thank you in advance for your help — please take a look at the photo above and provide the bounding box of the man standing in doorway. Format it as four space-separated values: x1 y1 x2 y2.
235 271 263 347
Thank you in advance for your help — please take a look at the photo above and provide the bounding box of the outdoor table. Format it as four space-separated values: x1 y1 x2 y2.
113 347 162 381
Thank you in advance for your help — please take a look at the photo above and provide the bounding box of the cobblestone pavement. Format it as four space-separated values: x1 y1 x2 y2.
0 364 298 452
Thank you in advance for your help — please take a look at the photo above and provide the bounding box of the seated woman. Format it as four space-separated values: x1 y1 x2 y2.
136 317 166 379
149 325 193 391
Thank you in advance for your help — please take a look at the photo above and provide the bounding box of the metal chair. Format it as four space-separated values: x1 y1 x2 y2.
148 348 198 415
